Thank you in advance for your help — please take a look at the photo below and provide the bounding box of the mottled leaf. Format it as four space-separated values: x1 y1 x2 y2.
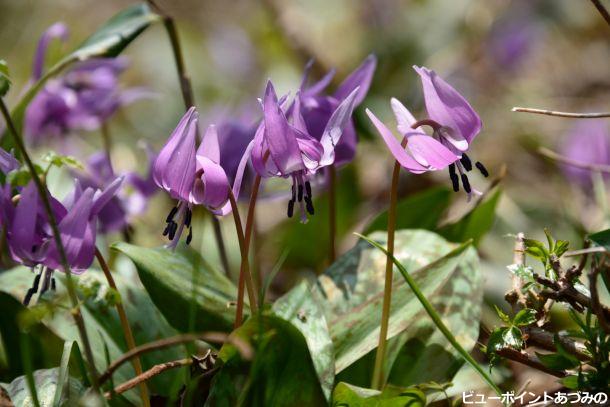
331 382 426 407
272 280 334 400
5 368 85 406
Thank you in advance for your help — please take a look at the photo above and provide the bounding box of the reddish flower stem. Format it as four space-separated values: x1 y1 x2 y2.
328 165 337 263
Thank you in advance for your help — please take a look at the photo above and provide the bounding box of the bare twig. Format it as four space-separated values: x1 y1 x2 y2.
524 327 589 361
512 107 610 118
589 0 610 28
496 348 568 378
98 332 236 385
589 267 610 334
509 233 528 307
538 147 610 173
104 358 193 398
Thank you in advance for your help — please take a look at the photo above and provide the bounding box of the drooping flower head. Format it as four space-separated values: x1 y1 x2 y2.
243 81 359 222
25 23 148 145
291 55 376 166
153 107 232 248
560 120 610 188
367 66 488 197
5 177 122 304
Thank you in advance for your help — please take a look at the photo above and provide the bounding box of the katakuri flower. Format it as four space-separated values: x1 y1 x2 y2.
367 66 488 196
560 120 610 188
6 177 122 304
292 55 376 166
244 80 359 222
153 107 231 248
25 23 149 145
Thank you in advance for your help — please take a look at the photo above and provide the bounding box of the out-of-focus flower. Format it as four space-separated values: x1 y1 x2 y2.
74 148 158 233
367 66 488 197
560 120 610 188
154 107 231 248
216 119 257 184
0 147 19 174
25 24 149 145
244 81 359 222
292 55 376 166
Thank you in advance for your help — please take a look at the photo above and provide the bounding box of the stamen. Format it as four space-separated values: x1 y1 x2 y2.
461 174 471 193
305 196 315 215
475 161 489 177
291 185 296 201
184 209 192 228
287 200 295 218
460 154 472 171
165 206 178 223
186 226 193 245
168 222 178 240
51 278 56 291
449 164 459 192
298 185 304 202
40 269 52 295
162 223 171 236
305 181 312 198
24 273 42 306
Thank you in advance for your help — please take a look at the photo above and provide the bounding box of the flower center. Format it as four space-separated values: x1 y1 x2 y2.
448 153 489 194
163 202 193 246
24 266 56 306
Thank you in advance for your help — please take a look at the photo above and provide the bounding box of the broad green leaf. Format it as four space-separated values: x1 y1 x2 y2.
313 230 482 388
0 60 10 96
1 3 159 152
513 308 537 327
0 293 63 381
0 266 181 402
438 188 501 245
69 4 159 61
364 187 452 234
331 382 426 407
272 280 334 400
5 368 85 406
113 243 239 333
589 228 610 250
207 314 326 406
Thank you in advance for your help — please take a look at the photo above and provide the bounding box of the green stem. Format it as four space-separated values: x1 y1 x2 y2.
146 0 231 277
20 333 40 407
228 190 258 327
95 248 150 407
328 165 337 264
371 151 402 390
357 234 503 397
0 98 100 390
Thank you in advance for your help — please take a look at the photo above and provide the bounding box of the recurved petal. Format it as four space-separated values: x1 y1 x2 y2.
263 81 304 175
32 22 69 81
366 109 429 173
390 98 417 135
334 54 377 106
193 156 230 209
197 124 221 164
319 87 360 166
413 65 482 145
91 176 123 216
0 148 19 174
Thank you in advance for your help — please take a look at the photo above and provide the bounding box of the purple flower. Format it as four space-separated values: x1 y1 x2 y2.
25 24 149 145
292 55 376 166
367 66 488 197
0 147 19 174
74 148 158 234
153 107 232 248
8 178 122 272
242 81 359 222
560 120 610 187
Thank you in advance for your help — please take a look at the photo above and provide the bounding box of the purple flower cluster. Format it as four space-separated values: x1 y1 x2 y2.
367 66 488 198
24 23 148 145
0 148 122 304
